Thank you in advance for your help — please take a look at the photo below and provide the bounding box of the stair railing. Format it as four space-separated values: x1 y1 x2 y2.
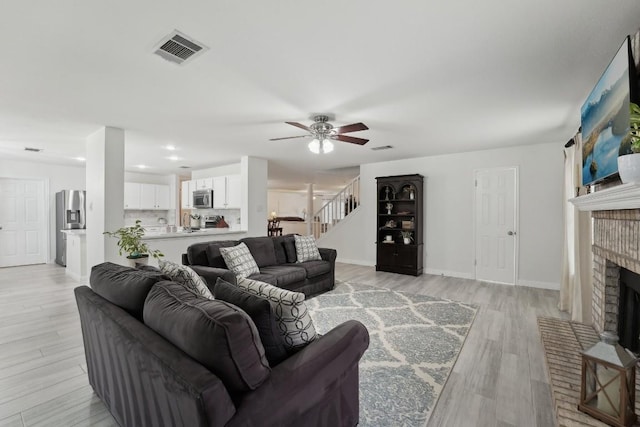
311 176 360 238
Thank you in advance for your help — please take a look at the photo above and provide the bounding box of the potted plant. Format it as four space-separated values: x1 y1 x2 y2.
400 230 413 245
103 220 163 266
618 102 640 184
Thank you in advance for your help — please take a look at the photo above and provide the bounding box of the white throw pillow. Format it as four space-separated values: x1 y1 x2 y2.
294 235 322 263
219 242 260 278
235 277 318 350
158 260 214 300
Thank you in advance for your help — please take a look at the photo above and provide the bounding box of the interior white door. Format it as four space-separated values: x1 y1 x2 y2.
474 168 517 285
0 178 47 267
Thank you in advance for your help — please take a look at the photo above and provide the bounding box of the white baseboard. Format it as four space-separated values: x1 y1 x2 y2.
424 268 474 280
337 258 374 267
517 280 560 290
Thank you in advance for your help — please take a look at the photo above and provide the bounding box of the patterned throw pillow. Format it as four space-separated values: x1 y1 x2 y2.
219 242 260 278
294 235 322 263
158 260 214 300
235 277 318 350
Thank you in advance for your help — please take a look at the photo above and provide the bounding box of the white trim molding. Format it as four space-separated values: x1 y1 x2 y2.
570 183 640 211
517 279 560 290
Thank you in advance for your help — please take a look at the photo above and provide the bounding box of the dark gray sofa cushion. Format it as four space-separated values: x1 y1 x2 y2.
205 241 240 268
297 260 332 278
271 235 288 265
89 262 167 320
259 265 307 287
241 236 278 267
283 235 298 263
214 278 288 366
144 281 270 394
247 272 278 286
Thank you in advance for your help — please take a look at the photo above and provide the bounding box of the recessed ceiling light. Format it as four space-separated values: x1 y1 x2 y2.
167 155 180 161
136 164 148 169
75 157 86 162
165 145 176 151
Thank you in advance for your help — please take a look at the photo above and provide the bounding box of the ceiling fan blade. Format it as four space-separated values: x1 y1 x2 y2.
285 121 312 132
269 135 309 141
333 134 369 145
334 122 368 134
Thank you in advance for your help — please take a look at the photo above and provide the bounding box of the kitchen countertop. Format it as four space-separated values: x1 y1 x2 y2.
61 229 86 235
142 228 246 240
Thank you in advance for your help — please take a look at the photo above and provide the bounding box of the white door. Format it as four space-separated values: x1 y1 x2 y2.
474 167 517 285
0 178 47 267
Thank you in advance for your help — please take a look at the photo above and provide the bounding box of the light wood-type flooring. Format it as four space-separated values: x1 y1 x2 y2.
0 262 567 427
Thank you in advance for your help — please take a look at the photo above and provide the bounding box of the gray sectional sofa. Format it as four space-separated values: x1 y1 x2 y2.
182 235 336 297
76 262 369 427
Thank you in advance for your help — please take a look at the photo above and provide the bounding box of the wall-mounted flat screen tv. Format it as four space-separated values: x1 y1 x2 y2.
581 37 637 186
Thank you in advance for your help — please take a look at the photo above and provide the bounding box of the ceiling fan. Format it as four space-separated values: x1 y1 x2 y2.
270 114 369 154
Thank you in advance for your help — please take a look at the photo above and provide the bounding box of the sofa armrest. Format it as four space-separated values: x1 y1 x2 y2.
318 247 337 264
228 320 369 426
182 253 189 265
189 265 237 290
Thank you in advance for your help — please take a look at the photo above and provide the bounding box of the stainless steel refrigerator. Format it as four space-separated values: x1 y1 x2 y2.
55 190 86 266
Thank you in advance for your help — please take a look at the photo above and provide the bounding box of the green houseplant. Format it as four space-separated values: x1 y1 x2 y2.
618 102 640 184
103 220 163 262
400 230 413 245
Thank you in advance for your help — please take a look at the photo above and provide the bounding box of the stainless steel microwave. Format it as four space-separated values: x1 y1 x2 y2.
193 189 213 209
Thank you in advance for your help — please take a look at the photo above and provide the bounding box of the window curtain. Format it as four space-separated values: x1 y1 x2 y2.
559 132 593 323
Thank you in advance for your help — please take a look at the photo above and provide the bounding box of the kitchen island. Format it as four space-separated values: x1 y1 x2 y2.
141 228 247 265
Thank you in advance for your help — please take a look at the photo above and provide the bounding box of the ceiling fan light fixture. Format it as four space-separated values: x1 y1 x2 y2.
308 139 320 154
322 139 334 153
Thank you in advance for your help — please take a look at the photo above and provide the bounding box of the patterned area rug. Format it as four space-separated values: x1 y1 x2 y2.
307 281 478 426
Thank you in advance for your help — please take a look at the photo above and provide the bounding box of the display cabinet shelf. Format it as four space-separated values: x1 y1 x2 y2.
375 174 424 276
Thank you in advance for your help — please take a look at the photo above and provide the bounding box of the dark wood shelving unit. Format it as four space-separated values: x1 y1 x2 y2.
375 174 424 276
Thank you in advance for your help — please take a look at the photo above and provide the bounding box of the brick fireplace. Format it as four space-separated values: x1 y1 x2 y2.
591 209 640 336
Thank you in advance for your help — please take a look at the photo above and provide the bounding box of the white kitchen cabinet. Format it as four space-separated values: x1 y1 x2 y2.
213 174 241 209
225 174 242 209
154 185 170 209
126 183 170 210
124 182 141 209
195 178 213 190
181 180 193 209
213 176 226 208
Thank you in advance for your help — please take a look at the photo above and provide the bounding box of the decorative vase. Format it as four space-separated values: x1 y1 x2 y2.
618 153 640 184
127 254 149 267
191 218 201 228
409 190 415 200
403 237 411 245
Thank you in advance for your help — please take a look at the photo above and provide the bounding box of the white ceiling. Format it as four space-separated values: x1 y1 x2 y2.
1 1 640 192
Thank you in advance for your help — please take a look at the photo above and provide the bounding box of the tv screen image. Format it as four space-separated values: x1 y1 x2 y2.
581 37 632 186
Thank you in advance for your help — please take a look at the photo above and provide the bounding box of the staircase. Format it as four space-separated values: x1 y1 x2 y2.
311 176 360 239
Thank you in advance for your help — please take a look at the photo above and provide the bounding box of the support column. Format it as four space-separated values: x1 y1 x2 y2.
85 127 125 271
241 156 268 236
306 183 313 236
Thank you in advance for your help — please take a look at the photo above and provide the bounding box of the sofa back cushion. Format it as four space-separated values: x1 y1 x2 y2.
90 262 168 320
144 281 270 394
271 236 288 265
205 241 241 268
282 235 298 263
186 242 212 266
214 278 288 366
240 236 277 267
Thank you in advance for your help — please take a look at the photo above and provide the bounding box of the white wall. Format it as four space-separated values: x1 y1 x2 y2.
0 159 85 263
335 142 563 288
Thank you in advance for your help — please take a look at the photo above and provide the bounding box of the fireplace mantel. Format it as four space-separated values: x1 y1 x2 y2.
569 183 640 211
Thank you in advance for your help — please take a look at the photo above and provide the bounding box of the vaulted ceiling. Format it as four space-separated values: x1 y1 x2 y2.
1 1 639 191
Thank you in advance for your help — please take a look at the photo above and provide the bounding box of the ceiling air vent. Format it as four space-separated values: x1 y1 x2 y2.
370 145 393 151
24 147 42 152
153 30 208 65
179 165 191 169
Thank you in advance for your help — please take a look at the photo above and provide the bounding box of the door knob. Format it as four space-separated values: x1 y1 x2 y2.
507 231 516 236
